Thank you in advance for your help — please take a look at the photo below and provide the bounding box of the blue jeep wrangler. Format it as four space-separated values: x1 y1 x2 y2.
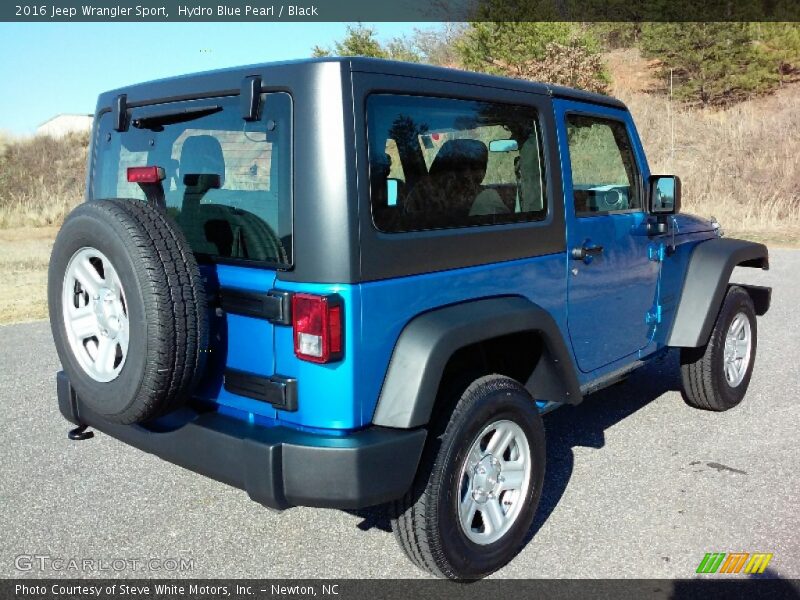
49 58 770 579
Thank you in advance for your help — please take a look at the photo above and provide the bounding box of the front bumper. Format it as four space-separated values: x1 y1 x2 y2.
57 372 426 510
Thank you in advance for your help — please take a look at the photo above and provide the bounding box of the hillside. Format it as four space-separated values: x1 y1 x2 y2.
607 49 800 244
0 52 797 323
1 53 797 239
0 131 88 228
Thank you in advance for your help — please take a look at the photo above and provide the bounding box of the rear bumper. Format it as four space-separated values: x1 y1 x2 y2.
57 371 426 510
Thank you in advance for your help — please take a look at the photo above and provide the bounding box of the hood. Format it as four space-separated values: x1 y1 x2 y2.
673 213 719 236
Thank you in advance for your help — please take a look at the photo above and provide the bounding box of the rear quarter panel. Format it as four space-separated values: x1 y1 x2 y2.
272 255 567 431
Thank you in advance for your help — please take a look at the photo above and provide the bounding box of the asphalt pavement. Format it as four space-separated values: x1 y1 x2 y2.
1 249 798 580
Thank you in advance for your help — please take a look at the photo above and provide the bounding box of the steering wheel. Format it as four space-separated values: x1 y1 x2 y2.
597 188 627 211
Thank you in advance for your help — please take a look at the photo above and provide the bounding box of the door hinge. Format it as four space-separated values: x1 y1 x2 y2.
646 304 662 325
648 242 666 262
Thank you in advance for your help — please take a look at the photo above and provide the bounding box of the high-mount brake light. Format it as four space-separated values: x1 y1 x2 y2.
127 166 166 184
291 293 343 364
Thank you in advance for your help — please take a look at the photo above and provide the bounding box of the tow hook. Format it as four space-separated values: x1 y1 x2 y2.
67 424 94 441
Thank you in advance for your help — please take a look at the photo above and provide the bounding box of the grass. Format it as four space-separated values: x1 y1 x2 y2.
0 227 56 324
0 131 89 228
626 88 800 237
608 49 800 239
0 132 87 323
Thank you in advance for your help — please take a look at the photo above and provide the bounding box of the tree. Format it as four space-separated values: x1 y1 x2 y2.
311 23 465 65
312 24 391 59
456 21 610 93
407 24 466 66
752 22 800 83
588 23 643 50
641 23 779 107
531 39 610 92
312 23 427 62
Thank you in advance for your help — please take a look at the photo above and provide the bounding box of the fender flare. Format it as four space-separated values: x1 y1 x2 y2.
371 296 582 429
666 237 769 348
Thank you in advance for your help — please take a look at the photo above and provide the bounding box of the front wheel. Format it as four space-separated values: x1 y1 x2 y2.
680 285 757 411
391 375 545 579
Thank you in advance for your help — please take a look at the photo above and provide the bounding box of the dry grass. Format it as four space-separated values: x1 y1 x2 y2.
0 132 88 228
607 49 800 241
0 227 56 324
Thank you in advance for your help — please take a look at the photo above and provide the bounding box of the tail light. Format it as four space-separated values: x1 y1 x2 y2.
127 166 165 183
292 293 343 363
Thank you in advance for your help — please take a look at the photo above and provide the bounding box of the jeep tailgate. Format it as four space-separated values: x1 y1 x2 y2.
89 92 293 421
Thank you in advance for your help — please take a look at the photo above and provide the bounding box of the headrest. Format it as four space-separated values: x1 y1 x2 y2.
428 139 488 179
179 135 225 187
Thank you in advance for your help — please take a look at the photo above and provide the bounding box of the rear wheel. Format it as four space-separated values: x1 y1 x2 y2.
391 375 545 579
680 285 757 411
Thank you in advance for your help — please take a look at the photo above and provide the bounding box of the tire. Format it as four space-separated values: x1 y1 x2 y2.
680 285 757 411
48 199 209 424
391 375 546 579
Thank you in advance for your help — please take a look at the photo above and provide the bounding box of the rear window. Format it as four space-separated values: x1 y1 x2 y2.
92 93 292 267
366 94 547 233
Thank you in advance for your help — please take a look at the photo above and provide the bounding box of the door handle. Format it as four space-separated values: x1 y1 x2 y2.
571 242 604 261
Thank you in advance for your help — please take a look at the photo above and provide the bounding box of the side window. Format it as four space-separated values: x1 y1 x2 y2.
566 115 641 216
367 94 547 233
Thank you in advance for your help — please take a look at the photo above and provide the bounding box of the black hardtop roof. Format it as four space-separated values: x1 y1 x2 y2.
97 56 626 112
348 57 626 109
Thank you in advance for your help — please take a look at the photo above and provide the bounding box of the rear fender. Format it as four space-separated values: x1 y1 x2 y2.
371 296 582 429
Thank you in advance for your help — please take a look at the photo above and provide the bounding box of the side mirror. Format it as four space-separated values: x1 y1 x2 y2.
649 175 681 215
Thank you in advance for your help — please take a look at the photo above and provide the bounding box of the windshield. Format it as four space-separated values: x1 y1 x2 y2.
92 93 292 267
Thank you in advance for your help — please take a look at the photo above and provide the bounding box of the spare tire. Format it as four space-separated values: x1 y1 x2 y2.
48 199 209 424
